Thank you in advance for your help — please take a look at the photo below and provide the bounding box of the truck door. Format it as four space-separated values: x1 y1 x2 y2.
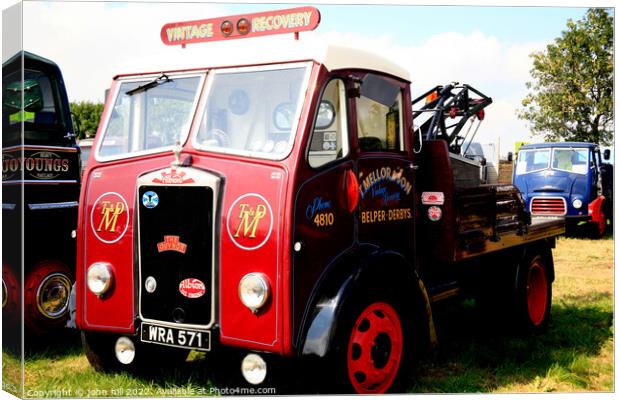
293 77 356 346
353 73 415 258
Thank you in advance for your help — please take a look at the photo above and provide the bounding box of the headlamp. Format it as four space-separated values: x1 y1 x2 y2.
87 262 114 296
238 273 270 312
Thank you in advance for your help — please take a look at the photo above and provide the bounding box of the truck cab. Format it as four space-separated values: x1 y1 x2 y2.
513 142 611 237
76 8 563 394
2 51 80 335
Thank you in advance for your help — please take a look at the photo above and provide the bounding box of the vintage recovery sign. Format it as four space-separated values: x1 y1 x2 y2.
226 193 273 251
160 6 320 46
421 192 445 205
90 192 130 243
427 206 443 222
179 278 206 299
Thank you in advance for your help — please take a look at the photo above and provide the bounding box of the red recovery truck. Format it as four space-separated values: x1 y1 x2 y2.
75 7 564 394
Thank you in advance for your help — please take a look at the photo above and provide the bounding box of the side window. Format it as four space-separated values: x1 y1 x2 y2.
308 79 349 168
356 74 403 152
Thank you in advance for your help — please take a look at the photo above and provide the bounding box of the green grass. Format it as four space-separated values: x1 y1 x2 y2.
409 234 614 393
2 235 614 396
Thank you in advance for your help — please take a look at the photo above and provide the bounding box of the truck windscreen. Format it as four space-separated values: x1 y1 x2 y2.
97 75 202 159
516 147 588 175
195 64 309 160
2 69 69 146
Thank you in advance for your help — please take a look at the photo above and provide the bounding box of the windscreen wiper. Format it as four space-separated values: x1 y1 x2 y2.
125 74 172 96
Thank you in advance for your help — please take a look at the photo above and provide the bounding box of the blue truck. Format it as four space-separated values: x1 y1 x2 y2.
513 142 613 238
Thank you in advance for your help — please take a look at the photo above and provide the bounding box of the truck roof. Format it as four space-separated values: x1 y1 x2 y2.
115 40 411 82
520 142 598 150
3 51 63 76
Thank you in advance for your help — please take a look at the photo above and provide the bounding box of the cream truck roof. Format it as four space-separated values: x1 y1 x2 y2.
116 38 411 82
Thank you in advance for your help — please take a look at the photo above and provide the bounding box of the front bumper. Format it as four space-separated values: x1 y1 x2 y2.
565 215 592 222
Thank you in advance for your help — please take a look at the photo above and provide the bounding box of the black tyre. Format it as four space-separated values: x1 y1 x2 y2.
81 331 121 373
514 254 552 332
329 291 414 394
81 331 189 374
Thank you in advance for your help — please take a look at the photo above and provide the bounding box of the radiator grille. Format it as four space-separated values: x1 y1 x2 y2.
138 185 213 326
530 197 566 215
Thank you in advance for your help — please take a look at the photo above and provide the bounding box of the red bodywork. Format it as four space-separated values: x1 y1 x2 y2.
588 195 606 226
75 63 323 355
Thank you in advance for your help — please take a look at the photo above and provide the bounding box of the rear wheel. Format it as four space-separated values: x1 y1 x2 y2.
516 254 552 331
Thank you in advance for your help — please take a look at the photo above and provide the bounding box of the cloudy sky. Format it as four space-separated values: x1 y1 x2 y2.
2 0 611 155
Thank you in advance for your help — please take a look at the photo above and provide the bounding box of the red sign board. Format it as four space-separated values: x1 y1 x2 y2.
161 6 321 46
421 191 445 205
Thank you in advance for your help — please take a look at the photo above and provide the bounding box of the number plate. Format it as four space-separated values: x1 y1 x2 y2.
140 323 211 351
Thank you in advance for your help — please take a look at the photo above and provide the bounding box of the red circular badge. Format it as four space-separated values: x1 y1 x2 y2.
90 192 130 244
427 206 442 222
226 193 273 251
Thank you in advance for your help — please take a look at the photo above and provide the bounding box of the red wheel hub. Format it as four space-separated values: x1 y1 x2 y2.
347 302 403 394
526 262 548 326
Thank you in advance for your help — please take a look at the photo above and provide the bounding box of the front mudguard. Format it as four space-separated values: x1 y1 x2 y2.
588 195 606 225
300 250 436 357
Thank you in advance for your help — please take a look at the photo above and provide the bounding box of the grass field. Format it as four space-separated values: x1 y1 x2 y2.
2 234 614 396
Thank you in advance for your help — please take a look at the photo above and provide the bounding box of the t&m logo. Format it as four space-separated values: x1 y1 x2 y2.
226 193 273 250
90 192 130 244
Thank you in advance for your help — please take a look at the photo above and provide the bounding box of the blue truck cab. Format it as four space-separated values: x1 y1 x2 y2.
513 142 612 238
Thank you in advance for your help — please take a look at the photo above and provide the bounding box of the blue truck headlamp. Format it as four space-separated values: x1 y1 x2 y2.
572 199 583 209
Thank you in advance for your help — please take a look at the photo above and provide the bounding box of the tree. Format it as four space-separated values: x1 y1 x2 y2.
70 101 104 139
518 8 613 145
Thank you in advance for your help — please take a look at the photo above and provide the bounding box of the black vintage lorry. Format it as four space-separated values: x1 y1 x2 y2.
2 51 80 336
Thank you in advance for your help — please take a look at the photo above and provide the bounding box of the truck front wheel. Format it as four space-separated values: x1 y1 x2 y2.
331 295 412 394
590 208 606 239
516 254 552 331
81 331 120 373
24 260 73 333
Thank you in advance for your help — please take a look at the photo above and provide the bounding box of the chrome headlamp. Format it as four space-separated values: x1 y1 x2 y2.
238 273 270 312
87 262 114 296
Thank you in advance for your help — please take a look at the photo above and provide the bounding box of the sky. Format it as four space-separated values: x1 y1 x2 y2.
1 0 612 156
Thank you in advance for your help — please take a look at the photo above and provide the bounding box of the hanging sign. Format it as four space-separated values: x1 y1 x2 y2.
161 6 321 46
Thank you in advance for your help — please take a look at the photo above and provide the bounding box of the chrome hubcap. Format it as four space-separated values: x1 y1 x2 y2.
36 273 71 318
